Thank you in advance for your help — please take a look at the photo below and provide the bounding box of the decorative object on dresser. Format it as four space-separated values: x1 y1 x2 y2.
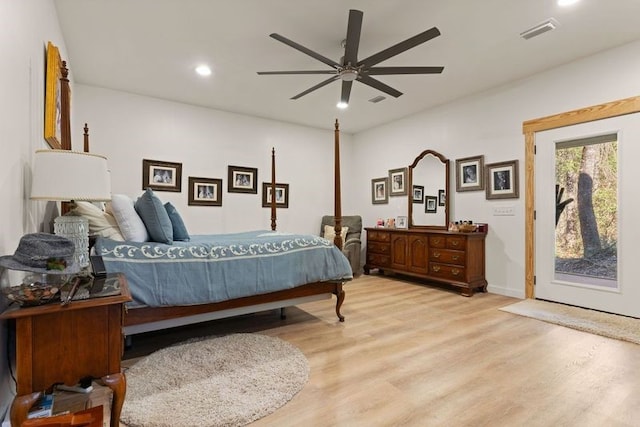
486 159 519 199
31 149 112 269
455 155 485 192
388 167 408 196
262 182 289 208
228 165 258 194
371 177 389 204
364 227 487 296
188 176 222 206
142 159 182 192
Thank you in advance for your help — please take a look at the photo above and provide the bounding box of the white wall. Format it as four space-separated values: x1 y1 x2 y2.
0 0 70 419
352 39 640 298
73 85 355 236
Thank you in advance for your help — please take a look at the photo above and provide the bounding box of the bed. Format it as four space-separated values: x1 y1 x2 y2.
91 120 351 336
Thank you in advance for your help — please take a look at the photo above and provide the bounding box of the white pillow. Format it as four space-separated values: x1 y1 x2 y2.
109 194 149 242
74 201 124 241
323 225 348 243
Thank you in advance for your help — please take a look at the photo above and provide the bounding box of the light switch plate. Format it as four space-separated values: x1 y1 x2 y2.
493 206 515 216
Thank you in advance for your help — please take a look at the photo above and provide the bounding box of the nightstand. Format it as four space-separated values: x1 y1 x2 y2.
1 273 131 427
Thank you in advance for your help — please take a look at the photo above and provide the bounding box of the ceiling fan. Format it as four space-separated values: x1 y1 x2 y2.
257 9 444 105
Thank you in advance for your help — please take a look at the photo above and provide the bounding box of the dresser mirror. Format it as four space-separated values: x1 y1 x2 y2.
408 149 450 229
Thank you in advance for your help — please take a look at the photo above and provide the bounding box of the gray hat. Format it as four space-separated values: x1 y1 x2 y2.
0 233 79 275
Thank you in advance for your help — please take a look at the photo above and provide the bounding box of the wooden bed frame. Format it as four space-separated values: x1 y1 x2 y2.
78 116 347 335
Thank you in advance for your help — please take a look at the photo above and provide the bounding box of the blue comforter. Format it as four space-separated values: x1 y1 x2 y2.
94 230 352 307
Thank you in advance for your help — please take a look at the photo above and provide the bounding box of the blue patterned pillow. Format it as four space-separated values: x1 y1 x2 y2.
164 202 190 241
134 189 173 244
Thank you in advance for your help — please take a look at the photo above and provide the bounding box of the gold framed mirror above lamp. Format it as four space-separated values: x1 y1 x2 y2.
31 150 111 269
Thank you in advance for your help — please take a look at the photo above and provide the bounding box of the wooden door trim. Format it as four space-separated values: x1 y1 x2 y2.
523 95 640 298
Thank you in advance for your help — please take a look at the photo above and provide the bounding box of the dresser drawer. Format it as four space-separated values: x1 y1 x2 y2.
368 242 390 254
367 253 390 267
368 230 391 242
446 236 466 250
429 249 465 266
429 263 465 281
429 236 446 248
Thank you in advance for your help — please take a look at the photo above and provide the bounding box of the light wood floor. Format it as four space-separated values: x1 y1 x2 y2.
122 274 640 426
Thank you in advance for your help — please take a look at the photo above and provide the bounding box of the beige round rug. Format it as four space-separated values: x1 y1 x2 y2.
121 333 309 427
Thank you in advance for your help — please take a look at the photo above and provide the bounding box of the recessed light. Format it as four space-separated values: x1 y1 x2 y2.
195 65 212 76
337 102 348 109
558 0 579 6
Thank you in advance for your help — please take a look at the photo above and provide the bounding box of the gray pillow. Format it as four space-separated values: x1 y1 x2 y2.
164 202 190 241
134 188 174 244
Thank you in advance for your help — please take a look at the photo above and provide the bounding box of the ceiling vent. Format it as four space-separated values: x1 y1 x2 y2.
520 18 559 40
369 95 386 103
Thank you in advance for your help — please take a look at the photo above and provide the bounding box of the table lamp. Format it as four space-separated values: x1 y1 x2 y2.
30 149 111 269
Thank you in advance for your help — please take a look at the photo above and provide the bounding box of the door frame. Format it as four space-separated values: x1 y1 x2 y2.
522 95 640 298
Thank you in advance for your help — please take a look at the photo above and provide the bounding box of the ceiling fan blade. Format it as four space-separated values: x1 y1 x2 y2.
367 66 444 75
358 27 441 68
291 76 339 100
270 33 341 69
343 9 363 66
257 70 337 75
340 80 353 104
357 75 403 98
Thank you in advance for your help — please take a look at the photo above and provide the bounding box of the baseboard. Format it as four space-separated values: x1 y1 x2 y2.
487 284 525 299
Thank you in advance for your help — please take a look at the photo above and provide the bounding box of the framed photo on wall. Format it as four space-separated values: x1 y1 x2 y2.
228 166 258 194
412 185 424 203
438 189 446 206
388 167 408 196
142 159 182 192
425 196 438 213
188 177 222 206
486 160 519 199
455 155 484 192
262 182 289 208
371 177 389 204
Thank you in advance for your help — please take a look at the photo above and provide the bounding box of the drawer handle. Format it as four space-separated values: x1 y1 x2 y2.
433 238 441 244
433 251 441 258
452 255 459 261
451 268 460 276
432 265 441 272
451 240 460 246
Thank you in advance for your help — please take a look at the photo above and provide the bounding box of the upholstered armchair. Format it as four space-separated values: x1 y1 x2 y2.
320 215 362 275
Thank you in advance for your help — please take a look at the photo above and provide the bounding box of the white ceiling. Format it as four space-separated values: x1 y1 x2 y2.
54 0 640 134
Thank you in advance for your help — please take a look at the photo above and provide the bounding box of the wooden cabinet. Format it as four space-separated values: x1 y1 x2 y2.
364 228 487 296
1 273 131 427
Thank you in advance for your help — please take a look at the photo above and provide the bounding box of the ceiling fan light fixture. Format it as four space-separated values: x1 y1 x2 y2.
339 69 358 81
337 101 349 109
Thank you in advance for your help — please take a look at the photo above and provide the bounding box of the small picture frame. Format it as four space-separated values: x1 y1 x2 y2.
438 189 446 206
188 177 222 206
486 160 519 199
371 177 389 204
456 155 484 192
228 166 258 194
396 216 408 229
425 196 438 213
388 167 408 196
142 159 182 192
262 182 289 208
412 185 424 203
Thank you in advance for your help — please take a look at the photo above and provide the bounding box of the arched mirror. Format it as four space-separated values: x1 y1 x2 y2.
408 149 450 229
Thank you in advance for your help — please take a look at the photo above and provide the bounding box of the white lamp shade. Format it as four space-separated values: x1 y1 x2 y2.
31 149 111 201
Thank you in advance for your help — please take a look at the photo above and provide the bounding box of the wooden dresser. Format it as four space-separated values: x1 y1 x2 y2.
364 227 487 296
